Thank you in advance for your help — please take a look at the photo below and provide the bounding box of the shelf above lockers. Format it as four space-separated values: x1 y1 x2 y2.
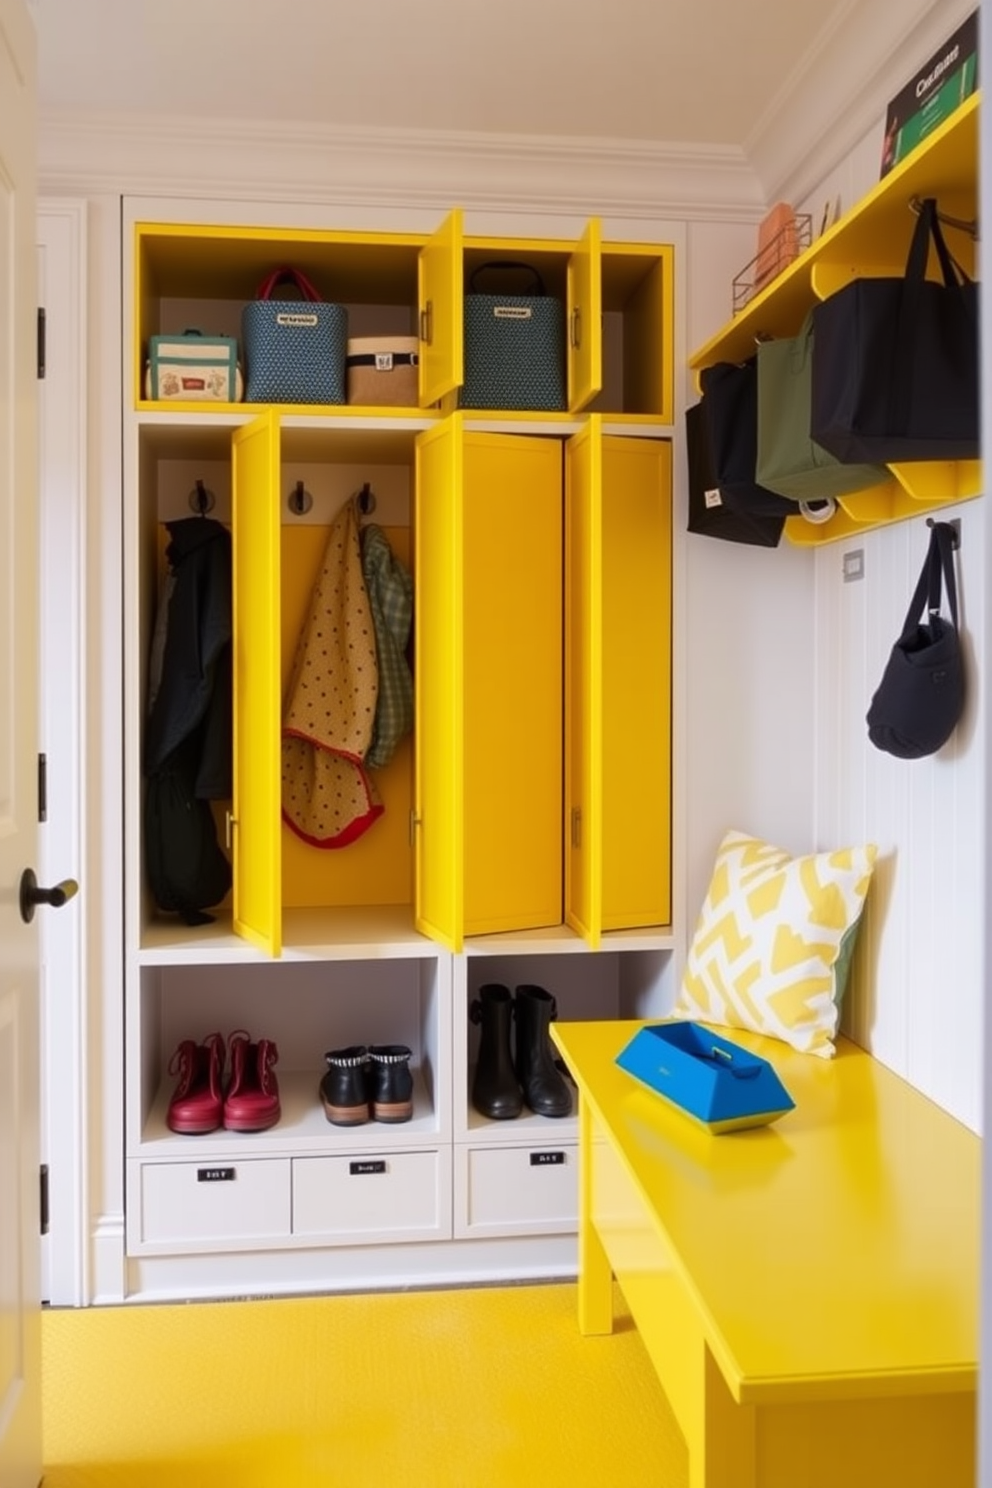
688 93 982 545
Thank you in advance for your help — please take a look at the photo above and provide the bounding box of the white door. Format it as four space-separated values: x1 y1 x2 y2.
0 0 41 1484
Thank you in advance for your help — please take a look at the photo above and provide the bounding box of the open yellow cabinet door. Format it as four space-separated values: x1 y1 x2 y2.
418 208 464 407
565 421 672 947
231 412 283 955
414 419 465 950
415 416 563 951
567 218 602 413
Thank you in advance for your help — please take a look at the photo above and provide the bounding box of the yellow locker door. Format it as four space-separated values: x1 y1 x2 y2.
231 412 283 956
565 422 672 947
418 208 464 407
600 433 671 931
414 419 464 951
563 421 603 946
566 218 602 414
415 416 563 951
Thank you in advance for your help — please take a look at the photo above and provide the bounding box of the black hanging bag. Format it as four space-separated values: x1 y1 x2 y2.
811 198 979 464
866 520 965 760
685 401 785 547
698 360 798 520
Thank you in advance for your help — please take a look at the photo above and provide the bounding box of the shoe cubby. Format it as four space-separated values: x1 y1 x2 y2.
129 955 449 1157
451 947 673 1239
125 955 451 1257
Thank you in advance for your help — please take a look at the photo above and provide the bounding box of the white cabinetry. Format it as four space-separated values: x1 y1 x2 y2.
121 196 676 1300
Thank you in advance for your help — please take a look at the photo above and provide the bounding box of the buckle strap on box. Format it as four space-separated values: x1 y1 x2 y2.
346 351 419 370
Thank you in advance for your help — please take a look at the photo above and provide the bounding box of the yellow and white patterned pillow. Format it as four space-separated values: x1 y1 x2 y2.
675 831 878 1059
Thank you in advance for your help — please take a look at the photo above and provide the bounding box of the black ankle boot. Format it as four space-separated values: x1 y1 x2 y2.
368 1044 414 1123
470 984 523 1120
320 1045 370 1126
513 985 571 1118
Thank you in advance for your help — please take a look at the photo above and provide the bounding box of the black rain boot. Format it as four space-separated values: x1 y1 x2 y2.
513 985 572 1118
470 984 523 1120
368 1044 414 1123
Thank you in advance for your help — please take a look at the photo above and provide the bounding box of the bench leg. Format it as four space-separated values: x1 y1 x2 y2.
577 1095 614 1336
686 1347 755 1488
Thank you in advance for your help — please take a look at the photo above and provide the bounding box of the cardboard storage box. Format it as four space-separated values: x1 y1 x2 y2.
615 1021 795 1133
346 336 419 406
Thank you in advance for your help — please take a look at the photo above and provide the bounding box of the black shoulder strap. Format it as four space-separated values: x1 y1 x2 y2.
899 520 959 644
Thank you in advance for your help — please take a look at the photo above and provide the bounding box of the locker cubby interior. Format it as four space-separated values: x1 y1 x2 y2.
132 955 447 1155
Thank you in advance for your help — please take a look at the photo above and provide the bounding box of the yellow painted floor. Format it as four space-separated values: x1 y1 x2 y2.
42 1282 687 1488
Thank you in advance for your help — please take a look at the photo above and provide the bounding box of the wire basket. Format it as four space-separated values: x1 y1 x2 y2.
733 213 812 315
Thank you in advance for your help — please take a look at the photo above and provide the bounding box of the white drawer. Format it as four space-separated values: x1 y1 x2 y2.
292 1149 450 1244
135 1159 292 1250
455 1142 578 1237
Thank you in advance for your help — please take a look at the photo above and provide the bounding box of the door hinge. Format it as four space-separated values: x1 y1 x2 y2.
40 1164 49 1236
38 752 47 823
37 307 46 379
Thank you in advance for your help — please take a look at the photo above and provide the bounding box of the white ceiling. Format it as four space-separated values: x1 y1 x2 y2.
29 0 860 150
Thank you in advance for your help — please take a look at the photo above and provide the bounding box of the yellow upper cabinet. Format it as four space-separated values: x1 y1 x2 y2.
133 215 674 423
231 412 283 956
565 420 672 947
418 208 464 408
133 221 429 415
415 417 564 952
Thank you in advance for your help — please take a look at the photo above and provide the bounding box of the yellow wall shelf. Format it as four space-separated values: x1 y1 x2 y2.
689 93 981 545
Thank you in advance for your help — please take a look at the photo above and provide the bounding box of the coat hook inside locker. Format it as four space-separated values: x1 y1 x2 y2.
188 479 215 516
289 480 313 516
357 481 376 516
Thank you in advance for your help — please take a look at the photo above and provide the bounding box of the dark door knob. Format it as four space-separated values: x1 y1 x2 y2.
19 868 79 924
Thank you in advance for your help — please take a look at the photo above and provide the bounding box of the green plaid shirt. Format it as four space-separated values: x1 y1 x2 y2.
361 522 414 770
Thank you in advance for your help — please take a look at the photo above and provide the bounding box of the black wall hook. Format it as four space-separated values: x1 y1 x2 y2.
289 480 313 516
357 481 376 516
188 479 215 516
927 516 961 550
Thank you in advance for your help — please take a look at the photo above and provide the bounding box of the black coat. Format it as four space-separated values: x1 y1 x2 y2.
144 516 232 797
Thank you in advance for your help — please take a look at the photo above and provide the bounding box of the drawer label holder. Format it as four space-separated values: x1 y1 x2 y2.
350 1160 387 1176
530 1151 566 1167
197 1167 236 1183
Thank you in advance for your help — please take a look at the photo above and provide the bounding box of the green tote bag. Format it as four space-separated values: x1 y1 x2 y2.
756 312 888 501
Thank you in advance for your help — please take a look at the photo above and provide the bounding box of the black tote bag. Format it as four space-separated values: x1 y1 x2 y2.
685 402 785 547
866 520 964 760
811 198 979 464
698 360 797 519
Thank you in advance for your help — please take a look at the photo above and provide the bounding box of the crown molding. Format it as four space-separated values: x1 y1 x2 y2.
748 0 977 204
38 110 765 223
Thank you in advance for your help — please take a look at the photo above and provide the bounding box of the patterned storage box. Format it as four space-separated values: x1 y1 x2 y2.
346 336 419 406
145 331 242 402
459 262 566 412
242 267 348 405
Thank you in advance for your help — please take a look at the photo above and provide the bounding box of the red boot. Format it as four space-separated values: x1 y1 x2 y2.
166 1032 226 1134
223 1030 281 1132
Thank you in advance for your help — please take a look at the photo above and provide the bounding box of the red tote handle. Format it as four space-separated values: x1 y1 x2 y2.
255 266 324 303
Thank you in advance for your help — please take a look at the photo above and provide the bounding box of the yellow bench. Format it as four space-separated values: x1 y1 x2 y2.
550 1019 979 1488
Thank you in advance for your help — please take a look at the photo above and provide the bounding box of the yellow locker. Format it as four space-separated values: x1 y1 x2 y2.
231 412 283 956
565 421 672 947
415 417 563 951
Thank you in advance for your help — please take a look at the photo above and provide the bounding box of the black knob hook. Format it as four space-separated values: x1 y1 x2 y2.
19 868 79 925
